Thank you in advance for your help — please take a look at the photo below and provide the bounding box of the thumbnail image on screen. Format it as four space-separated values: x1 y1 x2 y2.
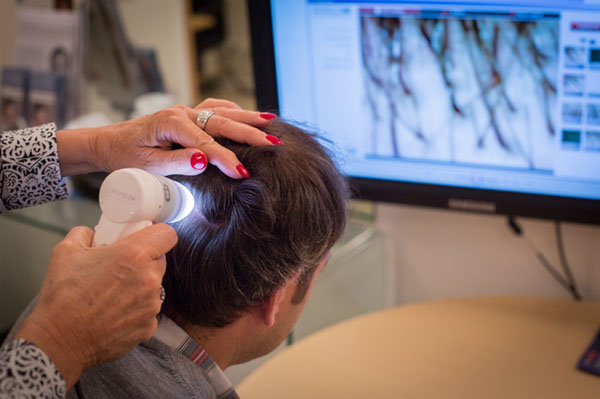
360 13 558 171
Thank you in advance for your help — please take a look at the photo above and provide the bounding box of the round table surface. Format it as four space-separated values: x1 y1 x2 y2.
237 296 600 399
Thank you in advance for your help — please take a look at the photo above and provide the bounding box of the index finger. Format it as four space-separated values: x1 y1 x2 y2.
119 223 178 260
62 226 95 249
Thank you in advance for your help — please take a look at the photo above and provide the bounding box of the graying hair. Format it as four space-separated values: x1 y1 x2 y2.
162 120 349 328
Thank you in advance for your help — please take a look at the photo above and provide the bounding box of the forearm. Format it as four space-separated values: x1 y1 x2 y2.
56 127 102 176
56 120 131 176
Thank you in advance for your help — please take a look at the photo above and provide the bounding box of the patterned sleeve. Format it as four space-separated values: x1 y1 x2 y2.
0 339 66 399
0 123 68 213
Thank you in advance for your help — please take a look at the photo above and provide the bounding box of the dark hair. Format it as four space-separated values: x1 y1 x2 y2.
163 120 349 328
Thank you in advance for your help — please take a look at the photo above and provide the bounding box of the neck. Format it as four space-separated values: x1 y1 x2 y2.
181 319 247 370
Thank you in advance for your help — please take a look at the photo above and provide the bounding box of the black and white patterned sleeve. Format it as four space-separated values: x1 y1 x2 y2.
0 123 68 213
0 339 66 399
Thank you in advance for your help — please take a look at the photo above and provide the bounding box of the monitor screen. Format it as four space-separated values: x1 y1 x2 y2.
249 0 600 223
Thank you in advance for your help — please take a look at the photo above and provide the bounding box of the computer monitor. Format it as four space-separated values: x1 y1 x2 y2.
248 0 600 224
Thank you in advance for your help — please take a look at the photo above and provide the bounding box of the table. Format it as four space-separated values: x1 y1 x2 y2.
237 297 600 399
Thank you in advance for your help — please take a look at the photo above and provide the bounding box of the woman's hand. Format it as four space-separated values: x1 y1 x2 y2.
56 98 279 178
14 224 177 390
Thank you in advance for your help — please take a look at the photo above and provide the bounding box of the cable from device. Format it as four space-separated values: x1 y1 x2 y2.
507 216 581 301
555 221 581 300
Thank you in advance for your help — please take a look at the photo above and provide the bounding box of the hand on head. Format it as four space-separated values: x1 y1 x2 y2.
88 98 279 178
14 224 177 390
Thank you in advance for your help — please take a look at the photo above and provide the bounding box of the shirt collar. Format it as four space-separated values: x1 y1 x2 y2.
154 315 239 399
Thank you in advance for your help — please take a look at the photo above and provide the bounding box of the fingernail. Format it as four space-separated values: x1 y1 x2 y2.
190 152 207 170
236 164 251 179
265 134 283 145
260 112 277 120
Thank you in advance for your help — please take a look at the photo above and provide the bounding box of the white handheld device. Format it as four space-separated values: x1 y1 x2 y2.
93 168 194 247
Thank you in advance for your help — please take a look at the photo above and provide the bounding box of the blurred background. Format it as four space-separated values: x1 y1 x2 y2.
0 0 256 126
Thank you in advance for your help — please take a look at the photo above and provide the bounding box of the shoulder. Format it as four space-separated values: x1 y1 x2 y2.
71 338 216 399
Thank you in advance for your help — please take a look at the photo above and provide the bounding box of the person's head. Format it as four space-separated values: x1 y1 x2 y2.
163 119 348 359
1 99 17 121
50 47 69 75
33 104 51 125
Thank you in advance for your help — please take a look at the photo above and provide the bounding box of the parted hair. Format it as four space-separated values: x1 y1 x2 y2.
162 120 349 328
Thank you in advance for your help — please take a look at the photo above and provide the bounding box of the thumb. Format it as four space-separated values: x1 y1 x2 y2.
63 226 95 249
147 148 208 176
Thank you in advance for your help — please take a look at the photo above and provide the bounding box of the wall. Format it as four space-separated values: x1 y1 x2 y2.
0 1 17 69
116 0 191 106
377 203 600 304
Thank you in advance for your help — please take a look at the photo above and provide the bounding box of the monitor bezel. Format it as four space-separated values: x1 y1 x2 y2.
247 0 600 225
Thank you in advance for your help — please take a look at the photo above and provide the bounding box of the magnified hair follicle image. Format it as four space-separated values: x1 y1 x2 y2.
361 14 558 170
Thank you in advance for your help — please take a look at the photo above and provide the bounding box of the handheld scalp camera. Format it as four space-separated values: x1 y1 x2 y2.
93 168 194 247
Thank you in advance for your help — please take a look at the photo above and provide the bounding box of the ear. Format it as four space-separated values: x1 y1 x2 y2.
261 285 287 327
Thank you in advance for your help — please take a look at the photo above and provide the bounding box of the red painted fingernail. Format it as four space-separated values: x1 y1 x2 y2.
236 164 251 179
190 152 207 170
265 134 283 145
260 112 277 120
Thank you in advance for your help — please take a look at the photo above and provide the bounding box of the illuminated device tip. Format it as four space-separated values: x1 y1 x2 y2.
170 182 194 223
